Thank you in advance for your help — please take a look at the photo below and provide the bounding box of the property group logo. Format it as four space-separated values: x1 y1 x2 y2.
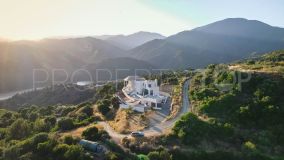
31 68 173 92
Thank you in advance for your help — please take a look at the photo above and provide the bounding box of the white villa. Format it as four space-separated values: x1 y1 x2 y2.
120 76 167 112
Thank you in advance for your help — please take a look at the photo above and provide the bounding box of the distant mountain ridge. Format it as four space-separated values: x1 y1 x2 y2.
99 31 166 50
129 18 284 69
0 37 126 73
193 18 284 41
0 37 150 92
1 18 284 93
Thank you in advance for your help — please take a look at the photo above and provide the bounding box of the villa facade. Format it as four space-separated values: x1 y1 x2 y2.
120 76 167 112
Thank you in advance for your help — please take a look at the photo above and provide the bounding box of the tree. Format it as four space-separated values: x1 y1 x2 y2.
34 118 51 132
52 144 70 159
147 151 160 160
95 84 115 99
44 116 57 126
82 126 100 141
28 112 38 121
159 150 171 160
97 102 111 115
147 150 171 160
81 106 93 117
111 97 120 109
37 139 57 156
8 119 31 140
57 118 75 131
106 152 119 160
64 145 84 160
63 135 78 145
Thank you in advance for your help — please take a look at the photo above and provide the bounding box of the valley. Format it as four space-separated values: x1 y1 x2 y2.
0 16 284 160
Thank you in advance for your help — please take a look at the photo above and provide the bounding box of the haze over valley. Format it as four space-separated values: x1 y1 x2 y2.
1 18 284 93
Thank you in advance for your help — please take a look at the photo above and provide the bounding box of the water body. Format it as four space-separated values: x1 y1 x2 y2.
0 81 103 101
0 88 40 101
76 81 93 86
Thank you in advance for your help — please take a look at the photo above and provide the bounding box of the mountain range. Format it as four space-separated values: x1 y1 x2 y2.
129 18 284 68
1 18 284 92
95 31 165 50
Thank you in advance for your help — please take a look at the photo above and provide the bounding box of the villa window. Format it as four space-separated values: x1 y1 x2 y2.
143 89 149 95
148 84 151 88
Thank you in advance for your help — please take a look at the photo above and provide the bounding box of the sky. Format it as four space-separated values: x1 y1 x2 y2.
0 0 284 40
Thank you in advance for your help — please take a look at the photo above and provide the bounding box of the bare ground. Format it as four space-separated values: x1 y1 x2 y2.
108 109 149 134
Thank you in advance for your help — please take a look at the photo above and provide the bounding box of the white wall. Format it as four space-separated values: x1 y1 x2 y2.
134 81 144 94
125 79 160 96
143 80 159 96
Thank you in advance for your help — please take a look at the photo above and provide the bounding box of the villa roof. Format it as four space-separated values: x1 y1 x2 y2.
124 76 145 81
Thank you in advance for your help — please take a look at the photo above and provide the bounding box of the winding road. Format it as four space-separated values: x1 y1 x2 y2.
98 79 191 143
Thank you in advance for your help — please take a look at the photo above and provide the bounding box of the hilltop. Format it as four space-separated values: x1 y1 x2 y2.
129 18 284 69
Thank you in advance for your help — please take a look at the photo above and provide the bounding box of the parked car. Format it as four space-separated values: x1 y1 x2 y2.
131 131 144 137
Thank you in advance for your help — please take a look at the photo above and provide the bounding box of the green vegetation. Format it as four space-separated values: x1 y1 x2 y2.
0 83 141 159
1 51 284 159
118 51 284 160
0 106 94 160
147 149 171 160
170 51 284 159
97 99 111 115
235 50 284 73
82 126 109 141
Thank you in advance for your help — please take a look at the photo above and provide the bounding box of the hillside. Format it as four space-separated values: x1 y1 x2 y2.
0 84 97 110
83 57 156 81
169 50 284 159
0 37 125 92
0 51 283 160
230 50 284 73
129 18 284 69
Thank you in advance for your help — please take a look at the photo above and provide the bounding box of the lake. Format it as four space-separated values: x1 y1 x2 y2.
0 88 40 101
0 81 103 101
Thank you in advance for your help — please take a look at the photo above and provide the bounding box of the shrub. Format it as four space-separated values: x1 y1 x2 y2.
44 116 57 126
34 119 51 132
57 118 75 131
97 103 111 115
52 144 70 159
63 135 78 145
106 152 119 160
64 145 84 160
81 106 93 117
82 126 100 141
243 141 257 153
37 139 58 155
147 151 160 160
8 119 31 140
111 97 120 109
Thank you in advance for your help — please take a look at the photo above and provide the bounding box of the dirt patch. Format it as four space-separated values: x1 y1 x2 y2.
165 80 184 121
109 109 149 134
160 84 174 94
166 104 180 121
